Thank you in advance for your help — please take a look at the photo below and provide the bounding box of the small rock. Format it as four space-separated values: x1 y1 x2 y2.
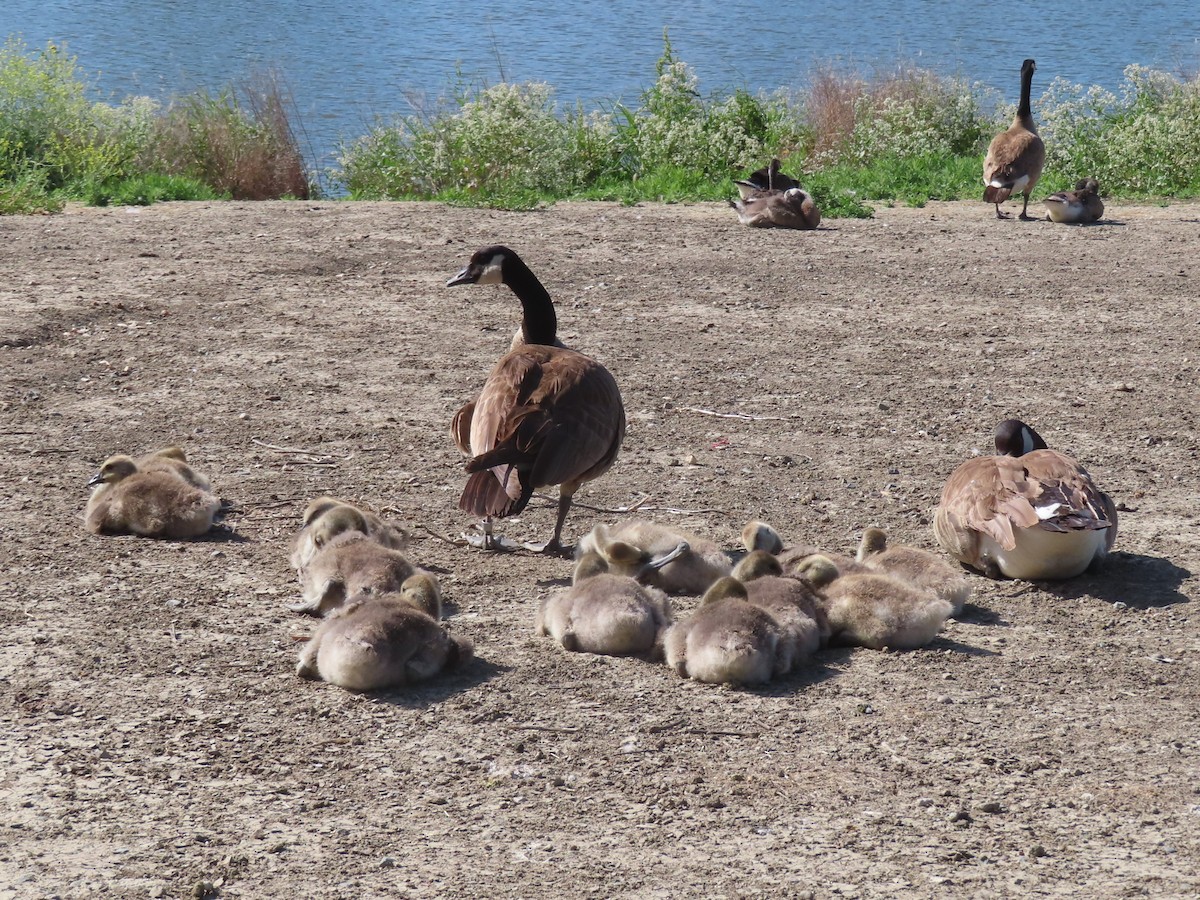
1112 382 1135 393
379 857 396 869
1030 844 1047 858
1112 601 1128 610
916 797 933 808
980 801 1004 814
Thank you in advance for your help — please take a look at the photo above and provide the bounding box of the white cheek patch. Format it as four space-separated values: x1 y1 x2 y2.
478 258 505 285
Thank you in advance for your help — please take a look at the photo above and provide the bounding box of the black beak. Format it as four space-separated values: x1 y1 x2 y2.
446 266 475 287
86 472 104 488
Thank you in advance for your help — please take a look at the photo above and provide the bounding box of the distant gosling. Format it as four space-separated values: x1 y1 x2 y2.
662 577 788 686
536 552 672 656
296 592 472 692
579 519 731 594
856 526 971 615
85 454 221 539
793 556 953 651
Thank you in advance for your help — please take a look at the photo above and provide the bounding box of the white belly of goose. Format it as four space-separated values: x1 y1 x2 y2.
981 525 1109 580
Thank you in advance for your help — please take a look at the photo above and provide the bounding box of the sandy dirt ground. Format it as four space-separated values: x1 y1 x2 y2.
1 197 1198 899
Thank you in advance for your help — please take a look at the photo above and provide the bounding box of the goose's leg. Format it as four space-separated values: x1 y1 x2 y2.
521 493 574 556
1019 192 1036 221
463 516 522 552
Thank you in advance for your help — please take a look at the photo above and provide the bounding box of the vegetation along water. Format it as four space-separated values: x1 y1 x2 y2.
3 1 1199 213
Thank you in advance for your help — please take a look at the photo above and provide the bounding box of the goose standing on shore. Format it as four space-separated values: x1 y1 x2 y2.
983 58 1045 220
447 246 626 553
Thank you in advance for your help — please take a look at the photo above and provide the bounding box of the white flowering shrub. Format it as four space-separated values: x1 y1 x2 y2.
1035 65 1200 194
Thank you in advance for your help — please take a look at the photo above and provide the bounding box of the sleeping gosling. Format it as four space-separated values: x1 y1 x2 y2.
662 577 789 686
85 455 221 539
793 556 953 651
856 526 971 615
579 519 732 594
290 496 410 572
296 591 472 692
732 550 832 655
536 551 672 656
292 525 421 616
136 446 213 492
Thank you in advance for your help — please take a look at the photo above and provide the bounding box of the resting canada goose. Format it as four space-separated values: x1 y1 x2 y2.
292 529 419 616
791 556 952 651
447 246 626 553
730 187 822 230
289 497 409 572
731 550 830 658
536 551 672 656
933 419 1118 579
578 519 730 594
662 577 789 685
85 455 221 538
856 527 972 615
1044 177 1104 224
733 158 801 197
296 592 472 692
983 58 1045 220
136 447 212 492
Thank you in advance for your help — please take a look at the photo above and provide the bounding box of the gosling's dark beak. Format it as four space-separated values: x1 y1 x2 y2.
86 472 105 488
446 266 474 287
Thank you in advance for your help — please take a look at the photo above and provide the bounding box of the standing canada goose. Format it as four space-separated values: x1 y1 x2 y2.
933 419 1118 579
289 497 409 572
296 592 472 692
292 529 420 616
792 556 953 651
731 550 831 658
662 577 789 686
578 519 731 594
983 58 1045 220
1044 177 1104 224
536 551 672 656
856 527 972 615
447 246 626 554
136 447 212 492
85 455 221 538
730 187 822 230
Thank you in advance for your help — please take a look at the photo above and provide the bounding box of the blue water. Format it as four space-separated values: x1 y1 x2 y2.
6 1 1199 170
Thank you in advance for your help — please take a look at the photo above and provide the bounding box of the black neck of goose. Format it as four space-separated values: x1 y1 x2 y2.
504 256 558 346
1017 66 1035 128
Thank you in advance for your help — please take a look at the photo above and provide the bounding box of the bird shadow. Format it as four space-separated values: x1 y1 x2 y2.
926 636 1000 657
744 658 842 696
370 657 510 708
194 526 252 544
955 601 1010 628
1035 551 1192 609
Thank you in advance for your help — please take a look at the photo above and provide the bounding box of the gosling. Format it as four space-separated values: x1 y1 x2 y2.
137 447 213 492
536 552 672 656
662 577 789 686
794 556 953 651
292 524 422 616
579 519 732 594
290 496 409 572
85 455 221 539
856 526 971 615
296 591 472 692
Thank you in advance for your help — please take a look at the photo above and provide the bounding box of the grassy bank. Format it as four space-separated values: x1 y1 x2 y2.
3 33 1200 215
